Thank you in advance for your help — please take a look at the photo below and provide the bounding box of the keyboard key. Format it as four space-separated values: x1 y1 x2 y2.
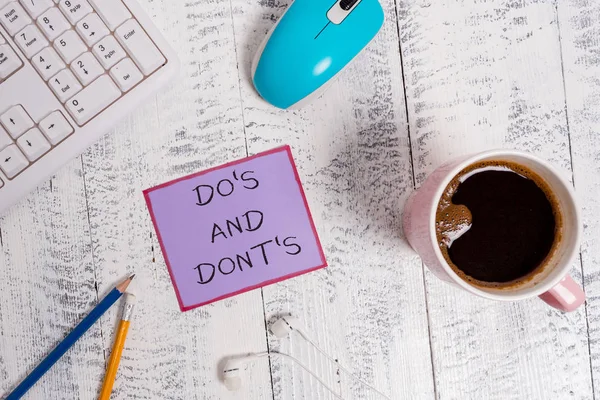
92 35 124 68
0 105 34 138
39 110 72 144
37 7 69 40
66 74 120 124
49 68 81 101
15 24 48 58
0 44 22 79
76 13 108 46
54 29 86 63
19 0 52 19
17 127 50 161
32 46 64 79
0 2 32 35
71 52 103 85
0 125 11 149
110 58 140 92
0 144 28 178
88 0 129 31
58 0 91 24
0 0 11 9
116 20 164 75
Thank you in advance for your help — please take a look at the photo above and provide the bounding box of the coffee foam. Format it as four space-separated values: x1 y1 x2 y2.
439 165 525 247
435 160 563 290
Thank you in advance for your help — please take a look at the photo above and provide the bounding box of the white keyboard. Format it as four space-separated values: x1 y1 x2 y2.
0 0 178 213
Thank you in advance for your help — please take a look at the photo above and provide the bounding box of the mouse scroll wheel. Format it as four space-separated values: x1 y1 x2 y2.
339 0 358 11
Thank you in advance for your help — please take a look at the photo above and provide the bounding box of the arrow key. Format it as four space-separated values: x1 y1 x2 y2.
32 47 65 80
0 125 12 150
17 128 51 161
0 105 34 139
40 111 73 144
0 145 29 179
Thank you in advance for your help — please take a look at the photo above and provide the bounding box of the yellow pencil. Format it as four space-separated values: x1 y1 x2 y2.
99 293 136 400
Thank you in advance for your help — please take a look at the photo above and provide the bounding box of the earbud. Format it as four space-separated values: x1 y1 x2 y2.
221 351 344 399
268 315 391 400
222 354 268 391
221 316 390 399
270 315 299 338
221 358 245 391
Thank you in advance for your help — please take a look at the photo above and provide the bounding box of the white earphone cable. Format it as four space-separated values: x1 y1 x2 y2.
255 351 344 400
294 329 390 400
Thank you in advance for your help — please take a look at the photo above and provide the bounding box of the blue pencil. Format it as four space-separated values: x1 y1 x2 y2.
6 275 135 400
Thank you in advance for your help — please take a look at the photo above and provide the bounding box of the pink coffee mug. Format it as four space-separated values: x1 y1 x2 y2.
402 150 585 312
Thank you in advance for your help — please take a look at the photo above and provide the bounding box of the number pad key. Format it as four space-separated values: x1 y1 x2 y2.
54 29 86 63
92 35 124 68
66 75 120 124
15 24 48 58
17 128 50 161
76 13 108 46
0 44 22 79
37 7 69 40
19 0 52 19
49 69 82 102
0 105 34 138
39 111 72 144
71 52 103 85
58 0 91 24
0 2 32 35
116 20 165 75
32 47 64 80
88 0 130 31
0 145 28 178
0 3 31 36
110 58 141 92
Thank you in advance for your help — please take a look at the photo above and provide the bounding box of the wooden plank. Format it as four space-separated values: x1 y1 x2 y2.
557 0 600 397
0 162 103 400
397 0 593 398
230 0 435 398
78 0 273 398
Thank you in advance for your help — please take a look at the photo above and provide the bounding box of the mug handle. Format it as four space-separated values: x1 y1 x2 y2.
538 275 585 312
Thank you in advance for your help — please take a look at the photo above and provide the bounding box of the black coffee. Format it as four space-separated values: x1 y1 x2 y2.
435 161 561 288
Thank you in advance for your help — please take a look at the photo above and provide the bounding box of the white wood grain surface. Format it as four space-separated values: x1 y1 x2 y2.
1 0 599 399
559 0 600 398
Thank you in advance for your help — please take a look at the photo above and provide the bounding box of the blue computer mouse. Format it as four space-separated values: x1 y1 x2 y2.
251 0 384 109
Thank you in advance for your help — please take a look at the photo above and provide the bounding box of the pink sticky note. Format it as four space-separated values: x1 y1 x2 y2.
144 146 327 311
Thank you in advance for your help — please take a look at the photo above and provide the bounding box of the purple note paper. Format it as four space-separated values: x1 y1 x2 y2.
144 146 327 311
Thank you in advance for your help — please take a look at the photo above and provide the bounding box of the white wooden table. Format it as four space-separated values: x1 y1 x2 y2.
1 0 599 399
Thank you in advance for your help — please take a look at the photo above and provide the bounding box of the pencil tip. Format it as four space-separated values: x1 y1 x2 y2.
116 274 136 293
